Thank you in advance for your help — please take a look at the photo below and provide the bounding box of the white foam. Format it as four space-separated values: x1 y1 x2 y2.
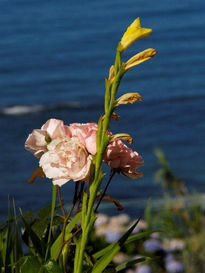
1 105 44 115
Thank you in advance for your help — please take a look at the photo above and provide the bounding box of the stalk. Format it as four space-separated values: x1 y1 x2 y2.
74 49 124 273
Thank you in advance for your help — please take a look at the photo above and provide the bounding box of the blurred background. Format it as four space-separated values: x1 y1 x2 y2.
0 0 205 219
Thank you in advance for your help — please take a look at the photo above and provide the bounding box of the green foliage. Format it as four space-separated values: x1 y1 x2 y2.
115 257 147 272
91 220 140 273
50 212 81 260
20 256 41 273
143 148 205 273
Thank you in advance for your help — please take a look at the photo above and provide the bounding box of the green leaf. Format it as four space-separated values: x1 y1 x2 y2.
93 230 153 260
116 257 146 272
91 219 140 273
38 205 52 220
45 185 57 261
103 267 117 273
4 198 13 272
22 211 34 219
32 219 48 239
20 256 41 273
39 259 62 273
13 199 23 264
51 212 81 260
20 211 44 257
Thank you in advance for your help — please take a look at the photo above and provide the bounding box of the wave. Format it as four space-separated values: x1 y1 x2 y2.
0 101 86 116
1 93 205 116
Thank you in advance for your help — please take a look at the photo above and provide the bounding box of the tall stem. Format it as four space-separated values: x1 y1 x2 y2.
74 48 123 273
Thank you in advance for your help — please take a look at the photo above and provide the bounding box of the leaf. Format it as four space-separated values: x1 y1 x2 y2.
32 219 48 239
116 257 146 272
93 230 153 259
51 212 81 260
20 256 41 273
21 211 34 219
38 205 52 220
4 197 13 271
91 219 140 273
13 199 23 266
45 185 57 261
104 267 117 273
20 211 44 257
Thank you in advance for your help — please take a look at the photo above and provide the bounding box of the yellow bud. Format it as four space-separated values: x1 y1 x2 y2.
115 92 142 107
110 133 133 144
119 18 152 52
124 48 157 71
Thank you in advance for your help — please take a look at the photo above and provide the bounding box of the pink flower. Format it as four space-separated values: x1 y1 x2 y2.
25 119 71 157
104 140 144 179
39 137 92 186
69 123 98 155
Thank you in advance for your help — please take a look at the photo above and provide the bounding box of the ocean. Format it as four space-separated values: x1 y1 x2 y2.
0 0 205 219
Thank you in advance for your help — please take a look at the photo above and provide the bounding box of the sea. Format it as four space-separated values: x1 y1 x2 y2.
0 0 205 219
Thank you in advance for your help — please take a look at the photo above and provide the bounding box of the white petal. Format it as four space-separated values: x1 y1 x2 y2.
53 178 70 186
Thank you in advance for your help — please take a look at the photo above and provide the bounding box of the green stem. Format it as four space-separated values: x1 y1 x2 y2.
74 47 123 273
45 185 57 261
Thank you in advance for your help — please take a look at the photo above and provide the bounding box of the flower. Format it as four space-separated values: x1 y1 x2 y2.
104 140 144 179
25 119 71 157
165 259 184 273
115 93 142 107
124 48 157 71
69 122 98 155
113 252 127 265
110 214 130 226
95 213 109 228
105 227 121 243
143 238 162 253
135 265 152 273
119 18 152 52
39 137 92 186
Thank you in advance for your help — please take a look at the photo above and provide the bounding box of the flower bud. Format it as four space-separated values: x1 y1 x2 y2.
110 133 133 144
119 18 152 53
115 92 142 107
124 48 157 71
108 65 115 83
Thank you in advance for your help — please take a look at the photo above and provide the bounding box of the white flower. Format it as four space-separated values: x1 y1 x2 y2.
40 137 92 186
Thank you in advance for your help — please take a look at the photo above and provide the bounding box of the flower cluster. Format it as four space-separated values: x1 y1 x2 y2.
25 118 143 186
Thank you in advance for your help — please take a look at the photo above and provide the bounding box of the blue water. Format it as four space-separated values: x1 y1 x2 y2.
0 0 205 218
